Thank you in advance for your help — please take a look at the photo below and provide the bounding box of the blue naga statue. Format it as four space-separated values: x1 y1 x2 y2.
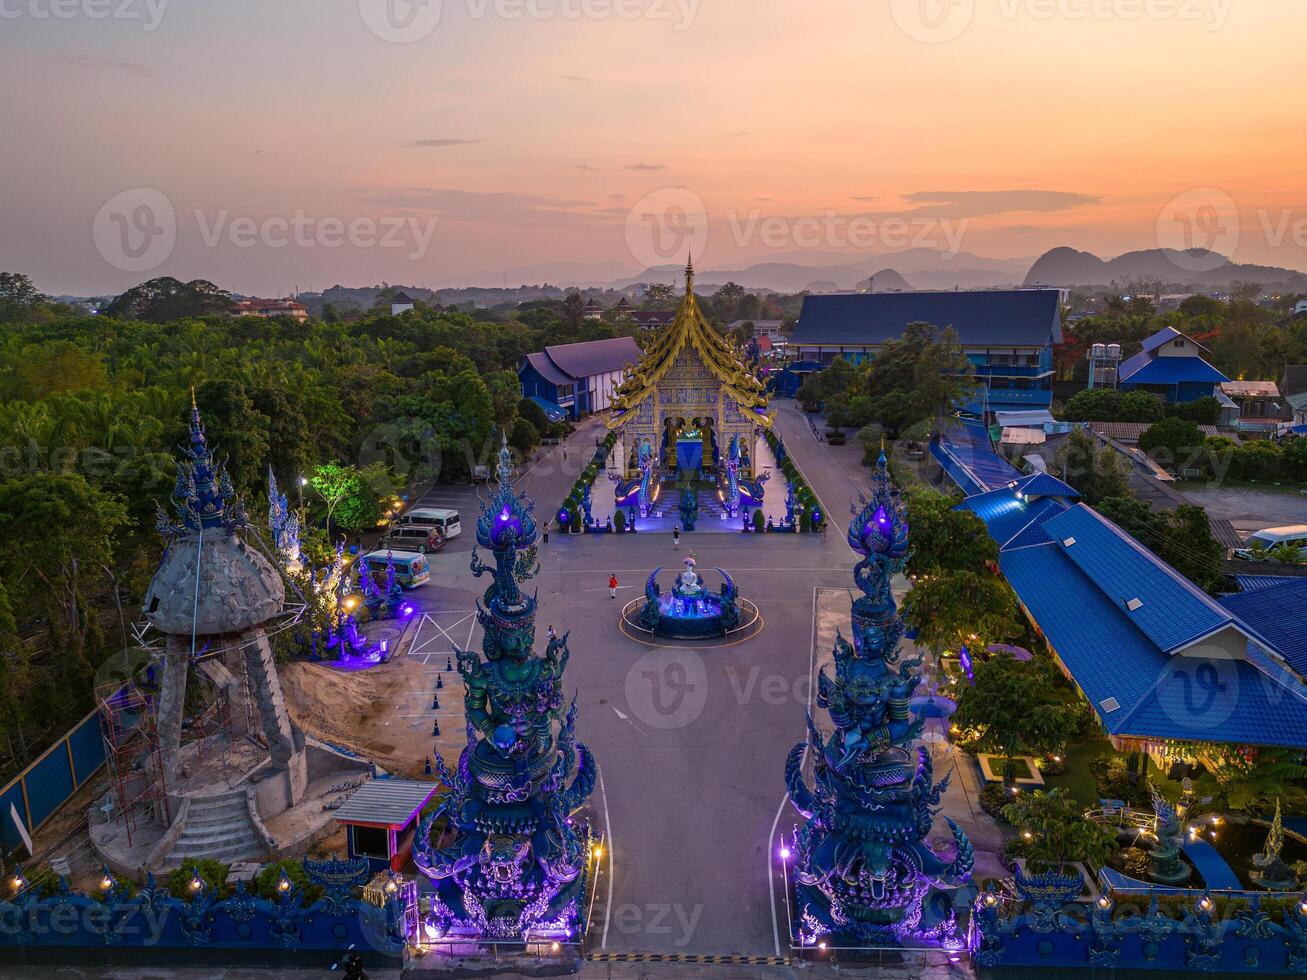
723 434 742 517
414 439 598 944
785 450 973 947
637 438 655 517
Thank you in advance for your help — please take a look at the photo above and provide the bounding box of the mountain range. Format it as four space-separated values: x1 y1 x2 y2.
1023 247 1307 289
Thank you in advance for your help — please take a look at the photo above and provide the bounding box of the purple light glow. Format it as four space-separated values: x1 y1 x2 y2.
402 604 415 617
780 846 791 860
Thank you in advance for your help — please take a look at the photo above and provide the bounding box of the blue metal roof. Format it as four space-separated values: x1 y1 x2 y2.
1042 506 1236 653
523 351 573 386
528 395 567 423
1002 541 1307 747
959 388 1054 415
931 420 1024 495
957 488 1068 552
1220 579 1307 677
1118 353 1227 385
1113 654 1307 749
1234 574 1307 593
1012 472 1080 500
544 337 643 380
793 289 1062 348
1000 543 1165 726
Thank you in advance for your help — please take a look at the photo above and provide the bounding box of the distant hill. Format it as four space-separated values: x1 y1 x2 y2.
858 268 913 292
618 249 1026 293
1024 246 1307 289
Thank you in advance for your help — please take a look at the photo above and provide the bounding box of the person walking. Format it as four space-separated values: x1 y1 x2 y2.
673 524 681 549
608 574 619 599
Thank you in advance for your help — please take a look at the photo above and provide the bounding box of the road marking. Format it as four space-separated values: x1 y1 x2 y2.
587 953 790 965
599 767 615 950
767 585 819 958
610 705 646 736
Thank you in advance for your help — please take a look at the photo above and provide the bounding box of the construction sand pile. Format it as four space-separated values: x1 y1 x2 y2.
280 657 467 778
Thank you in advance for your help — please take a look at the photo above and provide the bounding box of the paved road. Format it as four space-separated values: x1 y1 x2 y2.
388 410 962 960
1177 483 1307 537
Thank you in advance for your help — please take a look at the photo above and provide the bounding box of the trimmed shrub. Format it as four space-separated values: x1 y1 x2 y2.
254 859 323 905
167 858 230 901
753 509 766 532
614 510 627 533
980 782 1011 822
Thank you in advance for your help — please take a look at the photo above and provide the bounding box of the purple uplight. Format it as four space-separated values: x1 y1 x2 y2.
402 604 415 617
779 845 791 860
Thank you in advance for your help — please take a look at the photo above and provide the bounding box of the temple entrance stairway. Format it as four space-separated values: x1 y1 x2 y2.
158 789 267 869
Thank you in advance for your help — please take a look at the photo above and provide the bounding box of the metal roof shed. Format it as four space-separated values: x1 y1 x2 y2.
335 778 440 873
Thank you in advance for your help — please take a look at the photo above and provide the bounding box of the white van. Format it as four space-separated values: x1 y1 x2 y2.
400 507 462 539
1235 525 1307 561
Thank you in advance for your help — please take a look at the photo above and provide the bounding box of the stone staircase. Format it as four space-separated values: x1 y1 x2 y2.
160 789 268 869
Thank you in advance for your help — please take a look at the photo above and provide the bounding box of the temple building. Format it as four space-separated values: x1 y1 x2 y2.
518 336 644 420
608 258 772 480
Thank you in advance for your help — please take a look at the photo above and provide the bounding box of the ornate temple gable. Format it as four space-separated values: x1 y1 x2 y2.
608 257 771 431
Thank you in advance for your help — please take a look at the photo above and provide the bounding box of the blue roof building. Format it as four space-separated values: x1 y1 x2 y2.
791 289 1063 412
518 336 643 419
1117 326 1228 404
934 423 1307 753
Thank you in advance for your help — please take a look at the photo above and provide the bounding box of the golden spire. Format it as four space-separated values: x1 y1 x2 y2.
685 252 695 294
190 385 197 410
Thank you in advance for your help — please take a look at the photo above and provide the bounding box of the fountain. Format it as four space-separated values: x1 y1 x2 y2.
635 558 743 639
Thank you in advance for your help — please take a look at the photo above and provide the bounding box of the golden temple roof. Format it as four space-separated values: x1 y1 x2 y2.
608 257 772 430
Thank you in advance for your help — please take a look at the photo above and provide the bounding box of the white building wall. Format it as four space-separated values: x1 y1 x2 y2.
1156 336 1202 358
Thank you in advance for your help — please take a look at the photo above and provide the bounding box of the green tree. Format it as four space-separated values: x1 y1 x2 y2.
952 655 1080 781
0 273 47 322
559 291 586 333
509 417 540 458
641 283 675 309
104 277 232 322
1139 417 1204 471
903 487 998 575
310 462 374 536
1003 788 1116 871
0 473 128 673
901 569 1021 654
517 397 550 435
1054 428 1132 503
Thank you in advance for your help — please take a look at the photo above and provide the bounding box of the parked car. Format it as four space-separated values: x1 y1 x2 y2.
399 507 462 539
1233 525 1307 561
360 550 430 589
381 525 446 554
472 465 491 483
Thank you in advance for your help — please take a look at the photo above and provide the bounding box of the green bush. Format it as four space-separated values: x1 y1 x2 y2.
254 859 324 905
753 509 766 532
166 858 230 901
614 509 626 533
980 782 1011 822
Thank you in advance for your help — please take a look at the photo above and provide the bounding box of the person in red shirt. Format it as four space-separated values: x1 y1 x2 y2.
608 574 618 599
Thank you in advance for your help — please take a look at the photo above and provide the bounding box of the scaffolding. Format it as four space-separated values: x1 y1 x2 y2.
96 679 169 849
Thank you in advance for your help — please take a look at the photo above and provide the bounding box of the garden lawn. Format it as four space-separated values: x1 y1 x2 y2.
1041 739 1118 808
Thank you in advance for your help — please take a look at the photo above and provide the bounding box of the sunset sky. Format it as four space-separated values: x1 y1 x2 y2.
4 0 1306 295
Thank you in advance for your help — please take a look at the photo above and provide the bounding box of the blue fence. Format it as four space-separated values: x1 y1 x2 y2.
0 709 106 853
0 858 406 966
972 873 1307 974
